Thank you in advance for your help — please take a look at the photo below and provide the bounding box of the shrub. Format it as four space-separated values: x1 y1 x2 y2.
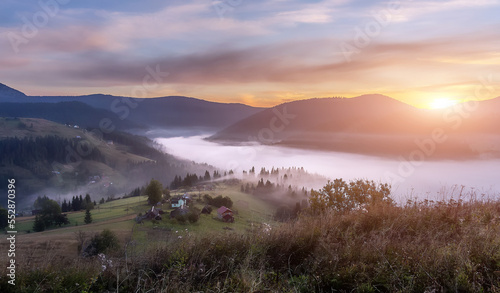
188 208 200 223
83 229 119 256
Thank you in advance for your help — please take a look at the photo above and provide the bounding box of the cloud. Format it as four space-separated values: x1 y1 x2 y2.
28 29 494 90
0 0 498 106
391 0 500 22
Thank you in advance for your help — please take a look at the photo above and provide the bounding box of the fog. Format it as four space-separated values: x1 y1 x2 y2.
156 135 500 203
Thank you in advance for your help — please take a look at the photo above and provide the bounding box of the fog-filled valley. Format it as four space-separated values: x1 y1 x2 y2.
156 134 500 203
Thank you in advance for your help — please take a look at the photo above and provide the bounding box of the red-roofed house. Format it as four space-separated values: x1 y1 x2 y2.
217 206 234 223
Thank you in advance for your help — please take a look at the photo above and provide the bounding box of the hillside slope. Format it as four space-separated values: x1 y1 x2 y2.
0 118 215 207
210 95 500 159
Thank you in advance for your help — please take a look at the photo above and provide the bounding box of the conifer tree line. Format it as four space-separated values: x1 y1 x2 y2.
169 170 222 189
61 194 95 212
0 136 105 167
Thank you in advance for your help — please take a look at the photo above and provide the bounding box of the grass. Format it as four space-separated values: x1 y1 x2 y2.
3 193 499 292
14 183 276 237
16 196 147 233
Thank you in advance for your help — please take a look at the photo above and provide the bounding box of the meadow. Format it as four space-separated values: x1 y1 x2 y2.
1 185 499 292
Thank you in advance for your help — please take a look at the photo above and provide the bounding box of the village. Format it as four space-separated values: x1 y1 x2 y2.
136 192 235 224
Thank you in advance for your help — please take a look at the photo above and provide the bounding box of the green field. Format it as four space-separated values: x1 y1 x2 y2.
16 196 146 233
16 184 277 239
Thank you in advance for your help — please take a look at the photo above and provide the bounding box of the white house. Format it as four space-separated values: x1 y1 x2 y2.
171 198 185 208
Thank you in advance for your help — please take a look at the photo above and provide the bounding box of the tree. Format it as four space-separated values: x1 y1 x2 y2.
309 179 392 214
35 196 62 227
84 208 92 224
55 214 70 227
204 170 211 181
61 199 69 212
145 179 163 205
33 215 45 232
205 195 233 208
83 194 93 210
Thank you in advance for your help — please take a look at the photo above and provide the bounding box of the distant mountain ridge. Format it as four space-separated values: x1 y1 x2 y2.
210 94 500 159
0 83 265 131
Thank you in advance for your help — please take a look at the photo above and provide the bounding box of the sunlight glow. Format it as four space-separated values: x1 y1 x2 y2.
429 98 459 109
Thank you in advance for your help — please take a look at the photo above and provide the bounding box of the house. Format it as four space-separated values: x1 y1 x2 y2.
171 197 186 208
217 206 234 223
182 194 192 203
201 205 212 214
136 206 164 223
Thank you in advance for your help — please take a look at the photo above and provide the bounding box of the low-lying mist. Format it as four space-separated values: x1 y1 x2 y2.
156 135 500 203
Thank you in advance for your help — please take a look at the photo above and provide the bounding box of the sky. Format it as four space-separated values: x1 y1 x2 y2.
0 0 499 108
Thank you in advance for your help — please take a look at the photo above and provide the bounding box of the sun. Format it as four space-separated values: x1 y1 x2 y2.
429 98 458 109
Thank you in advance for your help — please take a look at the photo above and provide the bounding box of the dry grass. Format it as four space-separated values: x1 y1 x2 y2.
2 198 499 292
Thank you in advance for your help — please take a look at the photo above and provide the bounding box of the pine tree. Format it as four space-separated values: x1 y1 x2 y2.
79 195 84 210
84 208 92 224
84 194 93 210
204 170 211 181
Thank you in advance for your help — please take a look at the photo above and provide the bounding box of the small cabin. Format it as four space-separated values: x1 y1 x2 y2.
136 206 164 223
217 206 234 223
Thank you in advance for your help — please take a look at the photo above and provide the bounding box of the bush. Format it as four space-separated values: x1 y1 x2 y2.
308 179 392 214
83 229 119 256
188 208 201 223
204 195 233 208
175 214 187 224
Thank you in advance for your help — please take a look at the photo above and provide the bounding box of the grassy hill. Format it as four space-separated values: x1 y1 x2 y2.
1 188 499 292
0 118 214 208
0 182 278 281
13 183 276 235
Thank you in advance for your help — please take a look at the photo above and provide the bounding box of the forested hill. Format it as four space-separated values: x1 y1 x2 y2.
0 118 215 208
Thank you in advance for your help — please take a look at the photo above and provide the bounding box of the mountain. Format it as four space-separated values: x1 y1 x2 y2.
0 84 264 131
210 95 500 159
210 95 425 140
0 101 140 130
0 83 26 98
